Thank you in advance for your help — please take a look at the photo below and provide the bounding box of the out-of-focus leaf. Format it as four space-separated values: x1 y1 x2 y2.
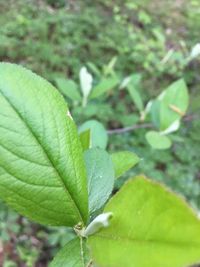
79 129 91 151
127 85 144 112
55 78 81 101
103 56 118 76
158 79 189 131
146 131 172 150
150 100 161 129
86 62 101 78
123 74 144 112
79 120 108 149
111 151 140 178
90 77 119 99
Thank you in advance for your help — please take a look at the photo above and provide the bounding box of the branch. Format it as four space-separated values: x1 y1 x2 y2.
107 123 152 134
183 113 199 122
107 113 199 135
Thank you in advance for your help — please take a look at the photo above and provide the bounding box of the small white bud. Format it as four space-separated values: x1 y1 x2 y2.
190 43 200 59
79 67 93 98
160 120 180 135
84 212 113 237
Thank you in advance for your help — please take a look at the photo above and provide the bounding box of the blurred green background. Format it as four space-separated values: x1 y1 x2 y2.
0 0 200 266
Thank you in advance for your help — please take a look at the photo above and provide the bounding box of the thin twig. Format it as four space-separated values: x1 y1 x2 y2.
107 113 199 135
107 123 152 134
183 113 199 122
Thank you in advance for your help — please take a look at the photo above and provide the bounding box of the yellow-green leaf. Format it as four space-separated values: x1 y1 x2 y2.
89 176 200 267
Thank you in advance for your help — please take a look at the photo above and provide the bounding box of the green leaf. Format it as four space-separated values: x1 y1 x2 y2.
111 151 139 178
0 63 88 226
156 79 189 131
79 129 91 151
89 176 200 267
103 56 118 76
55 78 81 101
84 148 115 214
127 85 144 112
150 100 160 129
90 77 119 99
50 237 90 267
127 74 144 112
146 131 172 150
86 62 101 78
79 120 108 149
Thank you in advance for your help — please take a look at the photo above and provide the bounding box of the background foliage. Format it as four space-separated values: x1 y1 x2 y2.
0 0 200 266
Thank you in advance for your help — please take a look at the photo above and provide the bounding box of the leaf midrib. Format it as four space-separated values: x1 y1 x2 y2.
0 89 84 224
79 237 85 267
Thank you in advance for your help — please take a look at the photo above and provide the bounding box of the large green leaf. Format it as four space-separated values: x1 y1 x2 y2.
79 120 108 149
50 236 90 267
84 148 115 214
111 151 139 178
0 63 88 226
89 177 200 267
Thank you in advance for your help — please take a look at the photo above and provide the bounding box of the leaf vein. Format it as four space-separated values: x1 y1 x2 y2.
0 88 83 223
